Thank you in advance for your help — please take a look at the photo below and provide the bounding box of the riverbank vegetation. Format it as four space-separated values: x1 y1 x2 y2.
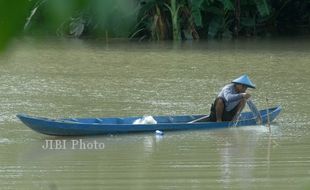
1 0 310 49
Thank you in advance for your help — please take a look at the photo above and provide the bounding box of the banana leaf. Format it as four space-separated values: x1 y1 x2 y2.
190 0 215 27
219 0 234 11
191 0 205 27
208 16 223 37
254 0 270 17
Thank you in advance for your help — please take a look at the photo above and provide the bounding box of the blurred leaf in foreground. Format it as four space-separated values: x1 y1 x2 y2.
0 0 30 51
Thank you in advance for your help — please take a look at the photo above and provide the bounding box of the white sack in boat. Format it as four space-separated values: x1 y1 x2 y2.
133 116 157 124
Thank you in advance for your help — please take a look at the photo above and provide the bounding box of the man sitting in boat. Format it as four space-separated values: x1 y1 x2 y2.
202 74 255 122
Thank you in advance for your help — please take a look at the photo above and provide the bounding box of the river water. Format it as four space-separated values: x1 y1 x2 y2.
0 38 309 189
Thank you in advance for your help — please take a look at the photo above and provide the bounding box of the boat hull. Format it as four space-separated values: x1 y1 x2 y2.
17 106 281 136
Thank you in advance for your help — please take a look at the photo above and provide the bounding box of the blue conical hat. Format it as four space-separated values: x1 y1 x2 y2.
232 74 256 88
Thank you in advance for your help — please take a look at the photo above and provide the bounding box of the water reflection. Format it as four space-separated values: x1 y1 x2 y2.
1 122 308 189
143 134 164 155
216 125 284 188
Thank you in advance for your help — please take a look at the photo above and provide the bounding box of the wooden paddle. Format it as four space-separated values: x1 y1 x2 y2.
187 115 209 123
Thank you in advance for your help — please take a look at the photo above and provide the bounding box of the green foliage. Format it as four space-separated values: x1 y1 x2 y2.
206 0 235 38
88 0 137 38
219 0 234 11
131 0 276 40
254 0 270 17
191 0 206 27
0 0 310 47
132 0 201 41
25 0 137 38
132 0 170 40
0 1 30 51
165 0 182 40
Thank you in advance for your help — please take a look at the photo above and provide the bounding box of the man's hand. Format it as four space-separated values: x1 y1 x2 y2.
241 93 251 99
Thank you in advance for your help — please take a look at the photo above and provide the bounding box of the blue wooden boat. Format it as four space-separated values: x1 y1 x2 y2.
17 106 281 136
